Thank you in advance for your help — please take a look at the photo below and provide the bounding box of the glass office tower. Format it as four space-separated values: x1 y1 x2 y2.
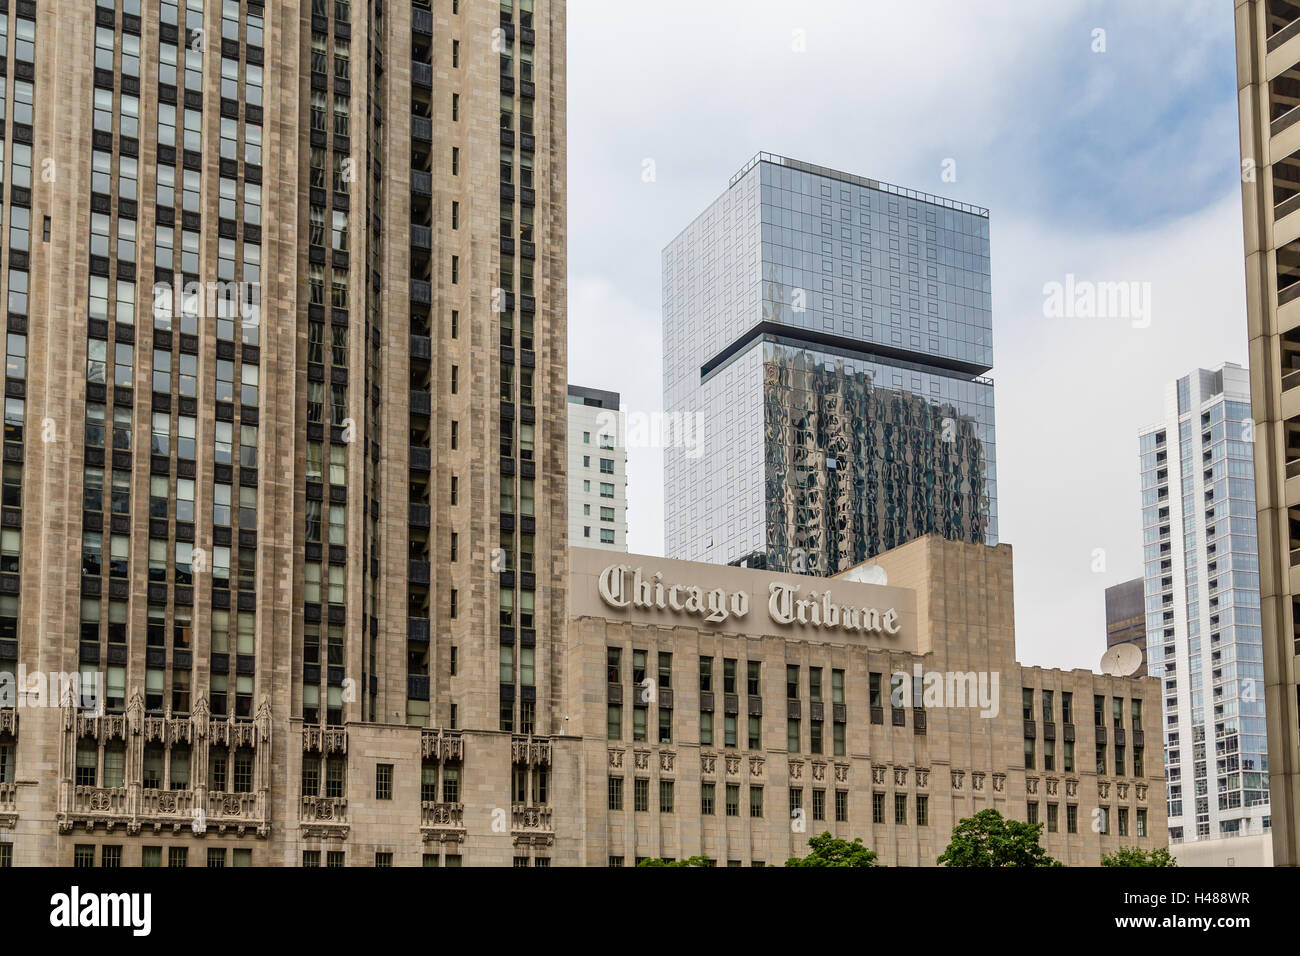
1138 364 1269 846
663 153 996 573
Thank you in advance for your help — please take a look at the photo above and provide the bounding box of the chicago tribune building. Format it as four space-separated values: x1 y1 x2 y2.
0 0 1161 868
571 538 1165 867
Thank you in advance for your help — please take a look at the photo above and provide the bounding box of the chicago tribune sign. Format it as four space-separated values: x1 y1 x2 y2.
597 565 901 636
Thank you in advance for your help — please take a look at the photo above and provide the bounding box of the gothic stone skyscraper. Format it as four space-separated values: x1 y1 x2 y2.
0 0 570 866
662 153 996 576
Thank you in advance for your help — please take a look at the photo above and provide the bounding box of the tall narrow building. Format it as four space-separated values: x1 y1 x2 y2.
1234 0 1300 867
1137 364 1270 859
1 0 573 866
662 153 996 575
567 385 627 551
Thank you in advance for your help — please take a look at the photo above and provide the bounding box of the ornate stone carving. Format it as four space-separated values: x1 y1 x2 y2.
608 749 624 770
126 692 144 733
1135 783 1148 802
143 716 166 743
660 751 675 773
420 802 466 844
511 735 552 766
788 759 803 781
633 749 650 771
76 714 100 740
1045 777 1059 796
810 761 825 782
724 754 741 776
1117 782 1130 800
301 796 347 823
701 752 716 775
833 763 849 784
104 714 127 741
872 765 887 786
951 770 965 791
1098 781 1111 799
231 720 259 748
749 756 765 778
511 804 554 834
191 697 210 739
255 698 273 743
1066 778 1079 797
992 773 1005 793
916 768 930 789
1025 776 1039 795
166 717 191 745
972 772 985 792
894 767 908 787
420 728 461 761
299 824 349 841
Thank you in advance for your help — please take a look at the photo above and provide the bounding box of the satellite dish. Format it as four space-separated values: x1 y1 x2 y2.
1100 642 1142 677
844 564 888 586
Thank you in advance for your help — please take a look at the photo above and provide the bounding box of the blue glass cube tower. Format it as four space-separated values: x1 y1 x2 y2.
663 154 997 573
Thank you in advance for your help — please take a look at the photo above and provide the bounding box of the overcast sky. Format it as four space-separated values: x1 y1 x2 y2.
565 0 1247 673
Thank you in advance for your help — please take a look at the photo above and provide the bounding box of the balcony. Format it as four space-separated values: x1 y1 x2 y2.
410 390 431 416
412 115 433 143
411 170 432 196
421 801 466 845
512 734 551 765
1274 102 1300 139
412 62 433 89
299 795 349 838
511 803 553 836
0 782 15 827
421 728 464 761
206 790 263 828
411 225 432 250
58 785 131 832
410 279 431 305
422 801 463 828
301 726 348 754
139 787 198 821
412 6 433 35
409 445 431 471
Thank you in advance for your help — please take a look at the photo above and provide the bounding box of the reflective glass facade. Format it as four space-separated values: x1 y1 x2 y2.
1139 364 1268 845
664 154 996 572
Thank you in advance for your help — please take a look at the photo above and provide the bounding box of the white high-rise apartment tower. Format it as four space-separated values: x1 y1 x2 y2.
1138 363 1271 863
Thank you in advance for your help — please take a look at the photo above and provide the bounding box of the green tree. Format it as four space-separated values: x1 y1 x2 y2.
636 855 713 867
784 831 879 867
1101 846 1177 867
937 808 1061 867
